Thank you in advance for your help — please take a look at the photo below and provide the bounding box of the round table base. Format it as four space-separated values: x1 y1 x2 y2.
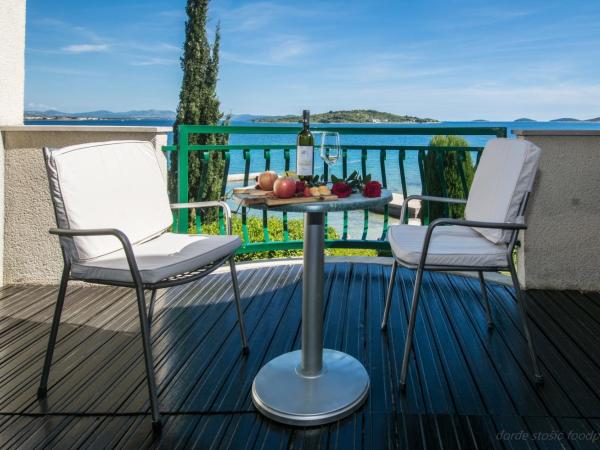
251 349 369 426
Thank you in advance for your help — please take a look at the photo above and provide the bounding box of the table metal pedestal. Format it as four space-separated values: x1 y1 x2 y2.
251 212 370 426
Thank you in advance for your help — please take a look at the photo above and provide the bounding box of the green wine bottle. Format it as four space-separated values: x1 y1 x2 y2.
296 110 314 182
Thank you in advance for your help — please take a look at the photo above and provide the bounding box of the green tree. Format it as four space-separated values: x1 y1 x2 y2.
420 135 475 221
173 0 228 222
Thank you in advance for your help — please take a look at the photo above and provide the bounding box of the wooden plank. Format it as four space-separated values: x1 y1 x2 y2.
395 269 458 415
523 416 573 450
486 283 599 418
441 274 547 416
208 265 305 412
382 267 427 415
417 272 488 415
0 264 598 448
48 270 251 414
175 265 303 412
456 278 580 419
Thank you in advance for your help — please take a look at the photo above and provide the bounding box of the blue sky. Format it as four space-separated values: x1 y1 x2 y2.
25 0 600 120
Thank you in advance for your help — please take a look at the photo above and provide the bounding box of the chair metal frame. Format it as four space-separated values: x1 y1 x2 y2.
38 196 248 433
381 194 543 391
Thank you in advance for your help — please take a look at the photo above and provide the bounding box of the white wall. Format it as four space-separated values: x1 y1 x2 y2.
516 130 600 291
0 0 26 126
0 0 26 286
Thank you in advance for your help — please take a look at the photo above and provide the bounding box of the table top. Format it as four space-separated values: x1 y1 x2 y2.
243 189 393 213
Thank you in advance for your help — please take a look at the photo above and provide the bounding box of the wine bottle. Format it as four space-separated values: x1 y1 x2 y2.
296 110 314 181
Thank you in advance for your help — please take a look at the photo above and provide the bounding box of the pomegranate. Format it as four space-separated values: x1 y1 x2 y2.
257 171 278 191
273 177 297 199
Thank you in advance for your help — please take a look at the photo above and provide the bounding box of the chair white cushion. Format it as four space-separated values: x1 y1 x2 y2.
45 141 172 260
71 232 242 284
388 224 507 268
465 138 541 243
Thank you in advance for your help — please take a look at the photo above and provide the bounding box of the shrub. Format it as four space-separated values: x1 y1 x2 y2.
420 135 475 221
194 215 376 261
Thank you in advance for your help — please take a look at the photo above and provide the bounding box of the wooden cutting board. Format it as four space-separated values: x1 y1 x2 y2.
233 187 338 206
234 190 338 206
263 195 338 206
232 186 271 196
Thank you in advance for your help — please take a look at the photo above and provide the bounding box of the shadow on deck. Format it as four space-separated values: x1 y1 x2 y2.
0 262 599 449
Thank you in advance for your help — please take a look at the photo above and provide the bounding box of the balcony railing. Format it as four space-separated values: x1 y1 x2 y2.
162 125 507 254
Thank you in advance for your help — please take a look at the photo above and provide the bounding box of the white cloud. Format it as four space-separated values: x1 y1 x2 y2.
130 57 178 66
158 10 186 19
62 44 109 54
26 102 57 111
268 38 309 63
222 35 312 66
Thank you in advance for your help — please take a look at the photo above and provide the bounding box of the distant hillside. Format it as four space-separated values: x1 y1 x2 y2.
514 118 535 122
25 109 176 120
254 109 438 124
230 114 271 122
550 117 580 122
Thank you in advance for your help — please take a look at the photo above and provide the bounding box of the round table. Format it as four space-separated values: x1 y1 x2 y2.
247 190 393 426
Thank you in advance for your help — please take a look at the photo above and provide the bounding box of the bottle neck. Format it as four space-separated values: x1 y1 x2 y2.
302 110 310 131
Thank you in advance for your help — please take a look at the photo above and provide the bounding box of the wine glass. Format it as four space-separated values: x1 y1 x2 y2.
319 131 340 167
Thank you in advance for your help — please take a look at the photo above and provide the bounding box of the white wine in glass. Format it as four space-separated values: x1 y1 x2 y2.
319 132 341 167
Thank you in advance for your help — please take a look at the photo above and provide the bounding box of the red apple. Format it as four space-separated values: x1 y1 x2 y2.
257 171 278 191
273 177 296 199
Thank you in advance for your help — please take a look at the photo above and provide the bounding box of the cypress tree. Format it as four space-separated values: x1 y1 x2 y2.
173 0 228 222
420 135 475 221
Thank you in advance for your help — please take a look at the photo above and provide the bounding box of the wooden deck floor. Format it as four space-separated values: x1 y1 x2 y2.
0 262 599 449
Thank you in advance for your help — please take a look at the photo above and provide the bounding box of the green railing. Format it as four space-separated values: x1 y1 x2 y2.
162 125 507 254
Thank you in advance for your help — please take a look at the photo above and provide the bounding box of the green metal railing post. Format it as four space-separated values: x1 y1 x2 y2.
176 127 189 233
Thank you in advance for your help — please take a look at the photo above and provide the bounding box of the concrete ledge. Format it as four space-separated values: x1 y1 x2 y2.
514 129 600 137
1 125 172 133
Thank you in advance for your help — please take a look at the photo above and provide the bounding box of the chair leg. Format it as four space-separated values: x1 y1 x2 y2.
381 259 398 331
399 265 425 391
507 259 544 386
478 271 494 330
38 263 70 398
230 257 249 353
134 286 161 431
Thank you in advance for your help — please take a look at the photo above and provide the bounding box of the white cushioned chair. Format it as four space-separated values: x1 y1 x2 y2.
381 138 544 390
39 140 248 431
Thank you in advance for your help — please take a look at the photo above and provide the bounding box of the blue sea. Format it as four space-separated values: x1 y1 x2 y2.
27 119 600 238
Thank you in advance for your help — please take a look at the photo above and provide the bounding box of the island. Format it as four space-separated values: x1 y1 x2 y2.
254 109 438 124
24 109 176 121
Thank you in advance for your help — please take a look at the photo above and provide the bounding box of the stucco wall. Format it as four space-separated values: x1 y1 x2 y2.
0 0 26 287
1 126 170 284
0 132 5 285
0 0 26 126
516 130 600 291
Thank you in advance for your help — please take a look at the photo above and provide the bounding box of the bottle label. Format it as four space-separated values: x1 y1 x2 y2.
297 145 313 176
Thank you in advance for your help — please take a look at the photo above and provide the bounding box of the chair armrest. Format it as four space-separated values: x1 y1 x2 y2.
414 218 526 269
170 201 232 235
49 228 142 285
400 195 467 223
428 218 526 231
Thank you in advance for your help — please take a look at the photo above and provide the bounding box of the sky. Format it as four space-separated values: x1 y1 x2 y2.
24 0 600 121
